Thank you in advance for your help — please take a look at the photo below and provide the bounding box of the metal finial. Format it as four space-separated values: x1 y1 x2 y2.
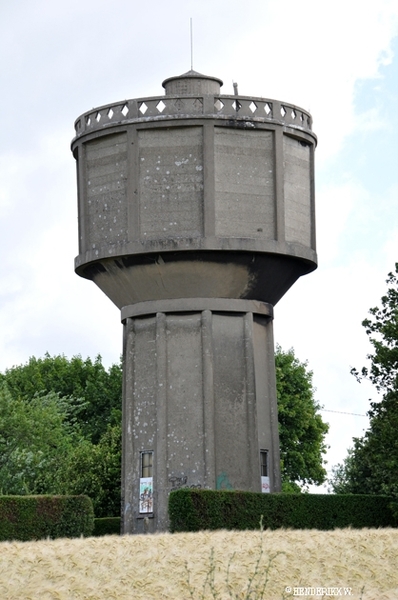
190 18 193 70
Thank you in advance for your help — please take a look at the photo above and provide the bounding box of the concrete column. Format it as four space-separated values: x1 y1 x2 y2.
121 299 280 532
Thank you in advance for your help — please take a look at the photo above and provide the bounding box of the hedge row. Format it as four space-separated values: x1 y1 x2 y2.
0 495 94 541
169 489 397 532
93 517 121 537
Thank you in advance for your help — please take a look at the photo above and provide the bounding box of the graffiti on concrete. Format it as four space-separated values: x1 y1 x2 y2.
216 471 233 490
169 475 202 490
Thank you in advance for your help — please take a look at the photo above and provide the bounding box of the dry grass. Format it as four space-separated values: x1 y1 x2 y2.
0 528 397 599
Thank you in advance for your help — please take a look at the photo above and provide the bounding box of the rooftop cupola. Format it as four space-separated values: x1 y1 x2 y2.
162 69 223 96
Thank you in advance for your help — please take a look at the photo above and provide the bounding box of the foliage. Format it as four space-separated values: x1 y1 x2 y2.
0 495 94 541
168 489 396 533
275 346 329 489
0 347 327 516
0 354 122 517
93 517 121 536
0 384 76 495
0 353 122 443
351 264 398 394
56 424 121 518
330 264 398 497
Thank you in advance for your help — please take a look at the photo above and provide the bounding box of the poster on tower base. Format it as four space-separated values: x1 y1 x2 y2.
261 476 270 493
139 477 153 513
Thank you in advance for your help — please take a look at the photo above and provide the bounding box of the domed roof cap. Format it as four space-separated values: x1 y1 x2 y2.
162 70 223 96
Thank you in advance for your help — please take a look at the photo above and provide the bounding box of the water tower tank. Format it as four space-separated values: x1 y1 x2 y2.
72 70 317 533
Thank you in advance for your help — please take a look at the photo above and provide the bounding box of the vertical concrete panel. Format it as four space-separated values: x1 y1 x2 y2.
273 128 285 242
203 124 216 237
138 127 204 238
243 313 258 491
165 314 204 488
252 316 281 492
155 312 168 532
122 317 135 534
130 317 157 534
201 310 216 489
214 128 275 239
126 128 140 240
75 144 87 255
283 135 311 246
85 133 128 247
212 313 252 491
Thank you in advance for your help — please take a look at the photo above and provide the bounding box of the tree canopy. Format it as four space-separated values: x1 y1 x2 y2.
0 345 328 514
275 345 329 491
0 353 122 443
329 264 398 496
0 355 122 517
0 385 74 495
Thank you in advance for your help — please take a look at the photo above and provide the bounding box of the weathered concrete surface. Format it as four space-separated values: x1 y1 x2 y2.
122 301 280 534
72 74 317 308
72 70 317 533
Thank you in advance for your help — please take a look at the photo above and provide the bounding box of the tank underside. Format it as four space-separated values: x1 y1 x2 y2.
76 249 316 309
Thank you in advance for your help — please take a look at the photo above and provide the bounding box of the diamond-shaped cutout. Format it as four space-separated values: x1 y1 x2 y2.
264 103 272 115
85 116 92 126
300 113 304 123
249 101 257 113
139 102 148 115
107 108 114 119
232 100 241 111
156 100 166 113
214 99 224 111
121 104 129 117
280 106 286 117
174 98 184 112
291 109 296 120
96 111 101 122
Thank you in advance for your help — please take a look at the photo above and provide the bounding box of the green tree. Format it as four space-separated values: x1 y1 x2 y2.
56 424 121 518
0 353 122 443
275 346 329 491
0 384 76 495
0 347 328 513
0 354 122 516
329 264 398 496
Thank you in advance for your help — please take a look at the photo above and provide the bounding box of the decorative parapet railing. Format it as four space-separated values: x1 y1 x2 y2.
73 95 313 138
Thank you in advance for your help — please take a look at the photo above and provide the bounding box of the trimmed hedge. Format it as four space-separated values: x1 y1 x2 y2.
93 517 121 537
0 495 94 541
169 489 397 532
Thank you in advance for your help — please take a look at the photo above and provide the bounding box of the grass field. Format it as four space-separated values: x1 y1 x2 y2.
0 528 397 599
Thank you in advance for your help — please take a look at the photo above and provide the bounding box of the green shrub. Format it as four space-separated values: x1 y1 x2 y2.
93 517 121 536
169 490 397 532
0 495 94 541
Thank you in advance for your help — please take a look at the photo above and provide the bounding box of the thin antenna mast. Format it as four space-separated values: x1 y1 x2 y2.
190 18 193 70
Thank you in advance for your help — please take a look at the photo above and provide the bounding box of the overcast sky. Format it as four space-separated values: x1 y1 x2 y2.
1 0 397 489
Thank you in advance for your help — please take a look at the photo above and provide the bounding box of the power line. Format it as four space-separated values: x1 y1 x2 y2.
320 408 367 417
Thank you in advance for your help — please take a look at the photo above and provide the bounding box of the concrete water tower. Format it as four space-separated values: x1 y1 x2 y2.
72 70 317 533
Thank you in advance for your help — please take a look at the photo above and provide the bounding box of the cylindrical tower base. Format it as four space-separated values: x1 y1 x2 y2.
121 298 281 534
